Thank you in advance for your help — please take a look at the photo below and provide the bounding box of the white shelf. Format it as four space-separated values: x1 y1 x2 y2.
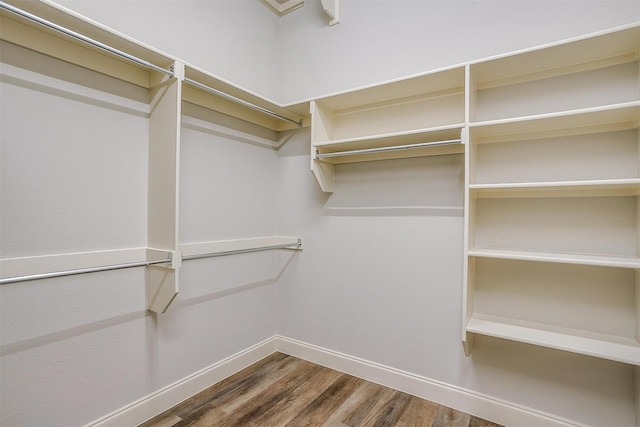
466 314 640 366
470 24 640 90
469 102 640 144
469 24 640 123
313 123 464 149
469 178 640 198
313 124 465 164
310 67 465 192
468 248 640 269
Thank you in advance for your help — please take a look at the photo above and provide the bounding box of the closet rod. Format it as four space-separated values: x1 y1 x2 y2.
315 139 462 159
0 1 173 77
183 77 303 128
182 240 302 261
0 256 172 285
1 2 303 127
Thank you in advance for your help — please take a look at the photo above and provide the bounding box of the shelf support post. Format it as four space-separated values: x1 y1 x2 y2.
146 61 184 313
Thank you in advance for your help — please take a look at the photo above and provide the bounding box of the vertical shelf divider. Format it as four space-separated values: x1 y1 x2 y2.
310 100 335 192
146 61 184 313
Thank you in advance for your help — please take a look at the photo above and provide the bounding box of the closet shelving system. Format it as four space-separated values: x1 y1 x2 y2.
1 0 640 366
310 67 466 192
307 22 640 365
463 25 640 366
0 0 305 313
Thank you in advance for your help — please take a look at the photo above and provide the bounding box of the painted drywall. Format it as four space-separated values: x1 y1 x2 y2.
275 130 635 426
277 0 640 103
0 42 281 425
52 0 281 101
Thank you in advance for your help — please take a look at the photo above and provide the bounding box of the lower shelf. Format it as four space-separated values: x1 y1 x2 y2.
466 314 640 365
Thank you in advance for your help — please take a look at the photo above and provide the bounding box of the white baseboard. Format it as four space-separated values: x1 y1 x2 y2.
85 335 584 427
276 335 584 427
84 336 278 427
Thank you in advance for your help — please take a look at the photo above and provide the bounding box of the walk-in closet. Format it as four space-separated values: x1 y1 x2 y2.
2 1 640 426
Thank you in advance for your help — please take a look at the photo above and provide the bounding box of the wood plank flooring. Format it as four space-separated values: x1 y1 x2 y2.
140 353 503 427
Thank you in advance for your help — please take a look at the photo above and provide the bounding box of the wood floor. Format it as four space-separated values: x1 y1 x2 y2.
140 352 503 427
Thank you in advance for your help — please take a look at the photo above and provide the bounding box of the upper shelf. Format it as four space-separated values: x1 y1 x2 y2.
468 24 640 124
312 66 466 145
0 0 309 132
469 102 640 143
0 0 174 88
469 25 640 90
309 66 466 192
313 124 465 164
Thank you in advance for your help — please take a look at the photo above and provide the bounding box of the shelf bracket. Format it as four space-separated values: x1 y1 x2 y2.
146 250 181 314
321 0 340 26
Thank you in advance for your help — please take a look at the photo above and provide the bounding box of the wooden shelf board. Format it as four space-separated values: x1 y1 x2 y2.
468 247 640 269
315 66 466 112
469 179 640 198
1 2 174 87
317 143 465 165
469 102 640 143
470 24 640 88
467 314 640 365
314 124 464 151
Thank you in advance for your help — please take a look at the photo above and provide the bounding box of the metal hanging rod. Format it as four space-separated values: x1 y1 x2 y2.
315 138 463 160
0 256 172 285
183 77 303 128
0 1 174 77
182 239 302 261
0 2 304 128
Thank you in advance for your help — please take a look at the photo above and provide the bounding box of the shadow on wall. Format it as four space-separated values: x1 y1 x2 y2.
0 252 299 357
323 154 465 217
172 250 298 310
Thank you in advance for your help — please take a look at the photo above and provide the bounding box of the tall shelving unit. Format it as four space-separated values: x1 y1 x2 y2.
305 20 640 367
462 25 640 366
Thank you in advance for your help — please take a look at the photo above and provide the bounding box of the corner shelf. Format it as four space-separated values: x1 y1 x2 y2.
310 66 466 192
468 26 640 123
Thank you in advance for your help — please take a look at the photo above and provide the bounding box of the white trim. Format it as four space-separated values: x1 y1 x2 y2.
83 337 278 427
276 335 586 427
84 335 586 427
260 0 304 17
